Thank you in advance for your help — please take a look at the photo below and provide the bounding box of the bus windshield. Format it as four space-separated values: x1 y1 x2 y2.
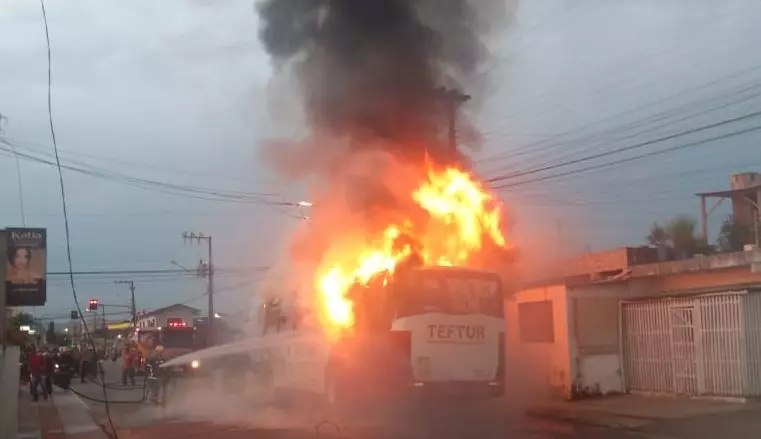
160 329 195 349
395 269 503 319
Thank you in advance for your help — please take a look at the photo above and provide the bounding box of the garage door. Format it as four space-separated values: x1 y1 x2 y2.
621 292 761 397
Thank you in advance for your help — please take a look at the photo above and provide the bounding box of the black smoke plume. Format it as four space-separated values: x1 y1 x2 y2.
257 0 510 168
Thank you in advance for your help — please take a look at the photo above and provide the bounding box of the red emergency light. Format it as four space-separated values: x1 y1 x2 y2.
166 319 188 328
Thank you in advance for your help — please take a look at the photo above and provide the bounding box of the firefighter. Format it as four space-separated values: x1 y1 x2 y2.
145 345 170 405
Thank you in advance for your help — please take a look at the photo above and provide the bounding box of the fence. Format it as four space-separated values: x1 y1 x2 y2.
622 291 761 397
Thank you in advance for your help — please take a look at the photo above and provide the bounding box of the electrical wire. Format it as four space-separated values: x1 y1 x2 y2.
0 131 27 225
479 70 761 177
493 122 761 191
0 138 309 221
38 1 119 437
478 9 761 169
0 140 284 204
487 109 761 185
484 80 761 180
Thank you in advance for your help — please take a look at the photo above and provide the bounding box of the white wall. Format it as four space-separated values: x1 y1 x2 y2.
567 283 632 396
505 284 573 402
0 346 20 439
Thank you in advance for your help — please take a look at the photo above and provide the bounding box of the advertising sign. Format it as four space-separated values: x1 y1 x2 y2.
4 228 47 306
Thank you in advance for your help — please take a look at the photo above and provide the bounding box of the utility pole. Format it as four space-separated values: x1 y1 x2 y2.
436 87 471 153
101 304 107 352
91 308 97 346
114 280 137 328
182 232 214 345
0 230 7 350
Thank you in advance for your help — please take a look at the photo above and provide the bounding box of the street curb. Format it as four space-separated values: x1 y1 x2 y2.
525 407 655 430
53 391 108 438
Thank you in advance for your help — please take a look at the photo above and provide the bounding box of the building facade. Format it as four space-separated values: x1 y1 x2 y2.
136 304 199 329
506 248 761 400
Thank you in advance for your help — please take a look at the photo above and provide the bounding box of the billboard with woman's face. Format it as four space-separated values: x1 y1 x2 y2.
5 228 46 306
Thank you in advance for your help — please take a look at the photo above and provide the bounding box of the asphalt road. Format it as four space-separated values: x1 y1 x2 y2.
69 362 672 439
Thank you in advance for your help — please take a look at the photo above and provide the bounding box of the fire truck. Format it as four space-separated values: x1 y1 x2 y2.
131 319 201 375
170 263 505 409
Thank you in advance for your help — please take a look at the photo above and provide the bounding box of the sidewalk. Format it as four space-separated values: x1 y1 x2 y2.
17 384 108 439
527 394 761 438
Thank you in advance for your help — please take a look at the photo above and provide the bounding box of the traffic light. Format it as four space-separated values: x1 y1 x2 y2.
70 310 79 320
88 298 99 311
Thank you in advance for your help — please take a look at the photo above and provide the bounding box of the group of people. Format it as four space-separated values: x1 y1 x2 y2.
21 345 69 401
19 344 101 401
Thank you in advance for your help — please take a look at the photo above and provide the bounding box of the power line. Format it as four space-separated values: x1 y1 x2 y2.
487 109 761 185
44 267 268 276
478 21 761 169
38 2 119 437
0 116 27 225
485 80 761 180
493 123 761 191
0 139 282 203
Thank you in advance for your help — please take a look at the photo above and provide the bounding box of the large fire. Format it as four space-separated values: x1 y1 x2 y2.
315 165 506 334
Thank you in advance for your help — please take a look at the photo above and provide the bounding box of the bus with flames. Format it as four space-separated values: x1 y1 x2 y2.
173 264 505 407
131 319 200 375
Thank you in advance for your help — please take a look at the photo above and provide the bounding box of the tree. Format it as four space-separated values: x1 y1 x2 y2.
718 215 754 252
646 215 704 259
647 222 670 247
666 215 699 259
10 312 35 329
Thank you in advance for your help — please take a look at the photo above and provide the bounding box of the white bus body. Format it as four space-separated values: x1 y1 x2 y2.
167 266 505 402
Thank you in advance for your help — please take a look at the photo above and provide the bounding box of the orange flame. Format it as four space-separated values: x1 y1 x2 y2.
316 165 505 334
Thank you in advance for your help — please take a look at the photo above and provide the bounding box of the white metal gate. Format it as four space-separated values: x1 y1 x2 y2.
622 291 761 397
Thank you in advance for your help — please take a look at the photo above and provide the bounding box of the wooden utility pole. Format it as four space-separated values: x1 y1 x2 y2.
182 232 214 346
436 87 471 153
114 280 137 328
0 230 7 349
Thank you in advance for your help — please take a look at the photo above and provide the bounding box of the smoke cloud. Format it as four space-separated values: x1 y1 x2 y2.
257 0 512 174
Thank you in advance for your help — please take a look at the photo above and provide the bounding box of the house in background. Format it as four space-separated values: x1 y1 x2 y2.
136 304 200 329
505 247 761 401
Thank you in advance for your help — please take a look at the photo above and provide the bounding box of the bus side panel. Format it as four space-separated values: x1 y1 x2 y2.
249 333 331 400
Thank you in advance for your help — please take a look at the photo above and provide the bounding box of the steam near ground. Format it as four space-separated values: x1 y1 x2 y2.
159 373 520 438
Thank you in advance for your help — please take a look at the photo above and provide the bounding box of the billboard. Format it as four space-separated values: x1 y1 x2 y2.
4 228 46 306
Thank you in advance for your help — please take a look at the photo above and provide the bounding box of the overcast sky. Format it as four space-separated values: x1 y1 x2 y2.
1 0 760 321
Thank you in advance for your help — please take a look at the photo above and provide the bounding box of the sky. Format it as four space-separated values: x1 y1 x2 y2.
1 0 761 322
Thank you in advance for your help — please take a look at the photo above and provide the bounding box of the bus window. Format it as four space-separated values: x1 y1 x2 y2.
395 270 503 318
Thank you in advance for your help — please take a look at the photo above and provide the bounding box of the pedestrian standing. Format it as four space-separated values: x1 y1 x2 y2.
121 347 136 386
43 350 55 395
80 348 95 383
28 347 47 401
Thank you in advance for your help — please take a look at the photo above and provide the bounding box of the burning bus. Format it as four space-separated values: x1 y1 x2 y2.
166 164 510 408
159 0 517 411
264 264 506 407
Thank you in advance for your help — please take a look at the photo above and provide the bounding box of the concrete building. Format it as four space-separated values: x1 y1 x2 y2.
136 304 200 329
506 247 761 401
